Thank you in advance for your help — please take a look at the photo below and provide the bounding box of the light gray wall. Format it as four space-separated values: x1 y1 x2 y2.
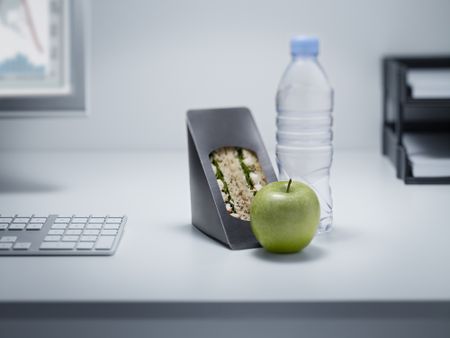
1 0 450 151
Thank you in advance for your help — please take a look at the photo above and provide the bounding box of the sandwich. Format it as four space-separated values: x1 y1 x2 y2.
210 147 267 221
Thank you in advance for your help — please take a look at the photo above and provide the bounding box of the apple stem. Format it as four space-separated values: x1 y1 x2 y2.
286 179 292 193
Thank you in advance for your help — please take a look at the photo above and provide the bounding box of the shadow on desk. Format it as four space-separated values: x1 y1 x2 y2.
252 245 327 263
251 224 360 263
0 173 63 194
171 223 228 249
171 223 328 263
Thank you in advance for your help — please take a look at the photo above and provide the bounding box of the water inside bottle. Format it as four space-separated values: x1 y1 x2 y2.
276 40 334 234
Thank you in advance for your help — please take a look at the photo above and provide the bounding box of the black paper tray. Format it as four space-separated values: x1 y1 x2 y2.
382 56 450 184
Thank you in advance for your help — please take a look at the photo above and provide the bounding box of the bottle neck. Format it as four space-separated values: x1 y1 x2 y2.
291 54 318 61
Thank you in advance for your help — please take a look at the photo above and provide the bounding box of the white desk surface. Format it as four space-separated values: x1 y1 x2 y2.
0 150 449 303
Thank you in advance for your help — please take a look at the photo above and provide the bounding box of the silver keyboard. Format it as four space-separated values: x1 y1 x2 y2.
0 215 127 256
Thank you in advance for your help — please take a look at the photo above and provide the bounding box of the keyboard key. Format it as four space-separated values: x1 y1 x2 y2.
44 235 61 242
9 223 26 230
89 218 105 224
80 235 97 242
52 224 68 229
106 217 123 223
68 224 85 229
62 235 79 242
40 242 76 250
95 236 115 250
13 242 31 250
101 229 118 236
66 229 82 235
104 223 120 230
26 223 43 230
0 217 13 223
13 217 30 223
77 242 94 250
55 217 71 223
83 229 100 235
30 217 47 223
0 236 17 242
0 224 8 230
48 229 64 235
0 243 13 250
72 217 88 223
86 224 102 229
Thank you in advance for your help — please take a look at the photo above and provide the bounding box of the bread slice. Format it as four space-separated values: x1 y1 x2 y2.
210 147 267 221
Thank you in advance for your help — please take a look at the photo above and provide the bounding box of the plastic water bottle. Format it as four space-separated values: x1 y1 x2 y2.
276 36 334 233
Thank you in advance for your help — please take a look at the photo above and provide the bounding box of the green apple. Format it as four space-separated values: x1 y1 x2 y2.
250 179 320 254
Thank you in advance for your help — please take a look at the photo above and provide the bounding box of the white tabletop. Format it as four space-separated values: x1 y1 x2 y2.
0 150 449 303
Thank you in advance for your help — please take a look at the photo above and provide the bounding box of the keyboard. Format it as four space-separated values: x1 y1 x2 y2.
0 215 127 256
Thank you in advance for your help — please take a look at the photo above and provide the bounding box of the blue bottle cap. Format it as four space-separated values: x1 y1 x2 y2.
290 36 319 57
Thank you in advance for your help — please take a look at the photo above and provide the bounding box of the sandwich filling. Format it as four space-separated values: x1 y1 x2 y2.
210 147 267 221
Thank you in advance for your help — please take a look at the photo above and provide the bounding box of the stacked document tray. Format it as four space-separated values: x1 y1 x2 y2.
383 56 450 184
